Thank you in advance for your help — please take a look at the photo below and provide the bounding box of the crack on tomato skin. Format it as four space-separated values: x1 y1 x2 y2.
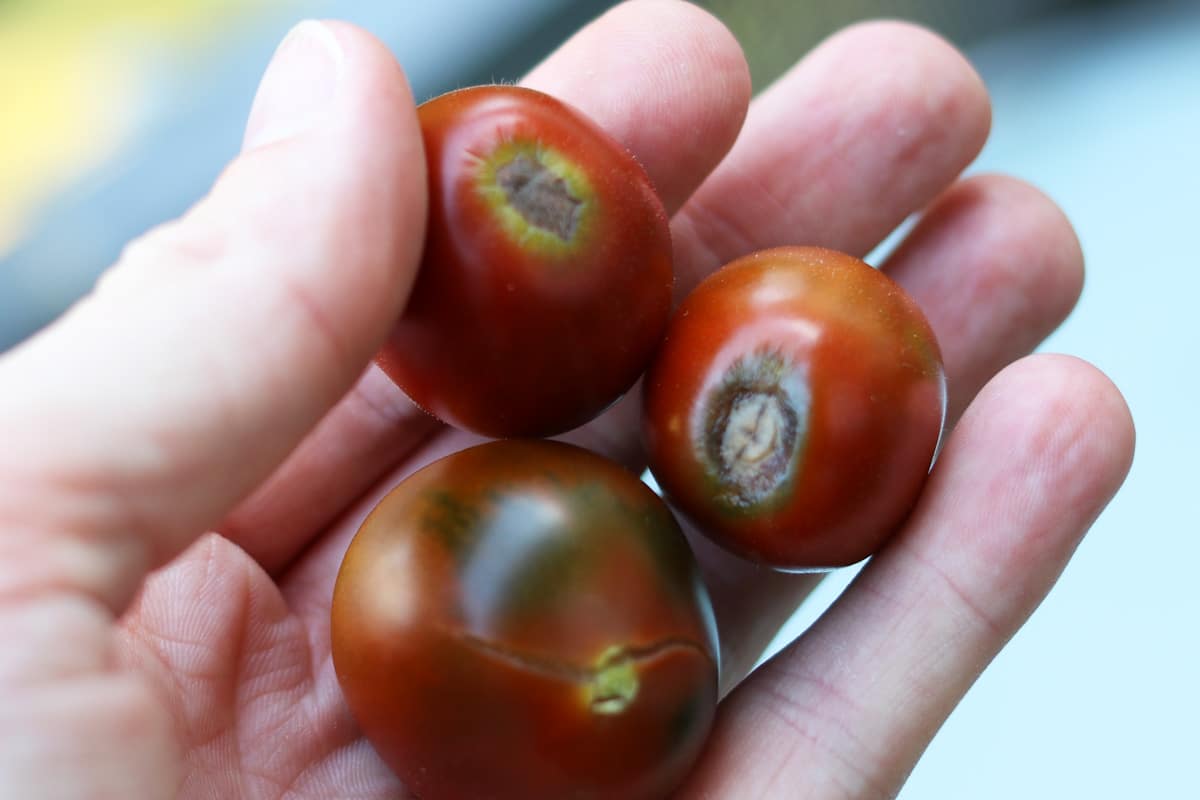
452 632 711 715
495 153 582 241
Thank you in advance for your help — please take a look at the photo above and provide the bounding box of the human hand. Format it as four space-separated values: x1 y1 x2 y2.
0 3 1134 798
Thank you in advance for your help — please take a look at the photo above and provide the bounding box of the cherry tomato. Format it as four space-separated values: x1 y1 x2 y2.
377 85 674 438
642 246 946 569
331 440 718 800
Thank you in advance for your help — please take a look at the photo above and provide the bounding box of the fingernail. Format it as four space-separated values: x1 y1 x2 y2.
243 20 345 151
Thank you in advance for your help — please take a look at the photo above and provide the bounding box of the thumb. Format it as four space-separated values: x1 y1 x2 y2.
0 20 426 616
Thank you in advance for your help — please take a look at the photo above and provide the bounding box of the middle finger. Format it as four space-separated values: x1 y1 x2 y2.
570 19 992 466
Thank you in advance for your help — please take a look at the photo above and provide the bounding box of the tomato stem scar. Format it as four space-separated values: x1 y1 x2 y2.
495 152 582 241
588 648 640 715
700 351 808 510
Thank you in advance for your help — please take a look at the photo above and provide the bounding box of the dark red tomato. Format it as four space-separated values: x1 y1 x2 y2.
642 246 946 569
331 440 718 800
376 85 673 438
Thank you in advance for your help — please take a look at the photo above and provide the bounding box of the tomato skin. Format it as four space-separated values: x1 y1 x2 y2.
377 85 673 438
642 246 946 569
331 440 718 800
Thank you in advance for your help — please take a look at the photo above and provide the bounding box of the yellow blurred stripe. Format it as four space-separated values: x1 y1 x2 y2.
0 37 135 251
0 0 285 253
1 0 282 43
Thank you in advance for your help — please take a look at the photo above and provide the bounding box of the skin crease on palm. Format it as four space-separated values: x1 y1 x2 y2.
0 1 1134 798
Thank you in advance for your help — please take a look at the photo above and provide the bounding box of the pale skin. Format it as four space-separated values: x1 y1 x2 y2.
0 2 1135 798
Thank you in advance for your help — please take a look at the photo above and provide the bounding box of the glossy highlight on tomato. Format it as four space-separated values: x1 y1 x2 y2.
642 246 946 569
377 85 674 438
331 440 718 800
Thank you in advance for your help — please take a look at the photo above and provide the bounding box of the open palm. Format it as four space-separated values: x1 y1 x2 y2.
0 3 1132 798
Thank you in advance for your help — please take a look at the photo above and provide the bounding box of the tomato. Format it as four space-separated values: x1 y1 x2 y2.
642 246 946 569
330 440 718 800
377 85 674 438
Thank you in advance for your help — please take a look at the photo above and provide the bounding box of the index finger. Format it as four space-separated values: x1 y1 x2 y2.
220 0 753 573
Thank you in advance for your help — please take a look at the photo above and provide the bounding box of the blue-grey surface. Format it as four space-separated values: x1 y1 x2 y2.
0 0 615 349
908 4 1198 795
767 2 1198 797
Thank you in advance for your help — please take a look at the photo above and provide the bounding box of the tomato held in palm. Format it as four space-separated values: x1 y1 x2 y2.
642 246 946 569
331 440 718 800
377 85 674 438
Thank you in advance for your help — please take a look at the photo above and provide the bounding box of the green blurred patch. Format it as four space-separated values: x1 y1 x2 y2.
699 0 1089 90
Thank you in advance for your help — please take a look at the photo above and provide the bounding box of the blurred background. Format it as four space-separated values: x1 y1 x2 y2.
1 0 1194 797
